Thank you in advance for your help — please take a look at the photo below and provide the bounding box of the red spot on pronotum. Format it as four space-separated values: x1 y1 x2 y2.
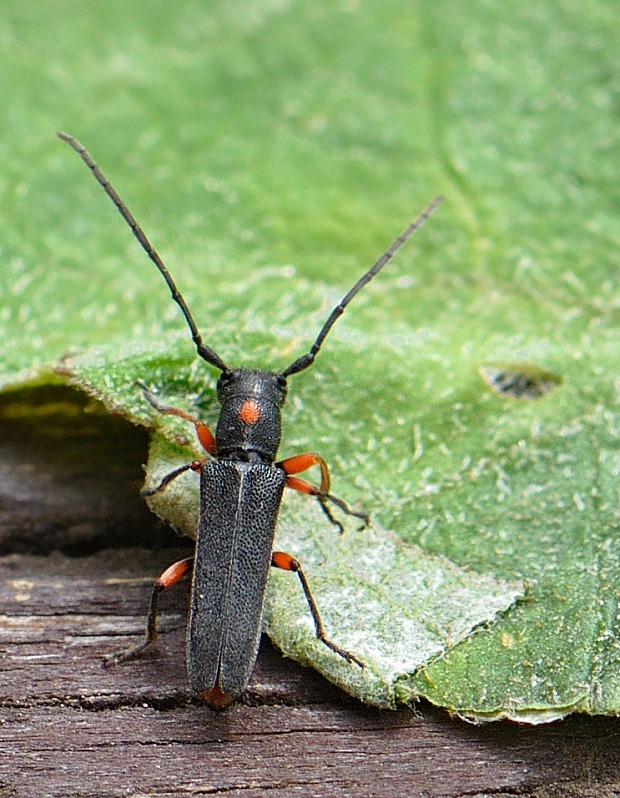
239 399 261 425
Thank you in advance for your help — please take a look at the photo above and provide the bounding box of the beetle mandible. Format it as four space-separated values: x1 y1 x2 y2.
58 131 443 708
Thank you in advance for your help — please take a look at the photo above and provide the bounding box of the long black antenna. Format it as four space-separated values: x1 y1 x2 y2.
57 132 229 373
281 195 444 378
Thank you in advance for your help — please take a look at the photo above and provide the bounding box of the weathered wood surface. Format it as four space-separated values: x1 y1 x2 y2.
1 386 620 797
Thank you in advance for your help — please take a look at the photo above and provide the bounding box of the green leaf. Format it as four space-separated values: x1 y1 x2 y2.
1 0 617 719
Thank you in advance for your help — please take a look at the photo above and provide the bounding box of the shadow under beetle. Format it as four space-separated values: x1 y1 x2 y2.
58 131 443 708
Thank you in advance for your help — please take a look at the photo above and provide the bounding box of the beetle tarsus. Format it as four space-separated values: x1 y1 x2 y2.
272 550 365 669
103 558 193 669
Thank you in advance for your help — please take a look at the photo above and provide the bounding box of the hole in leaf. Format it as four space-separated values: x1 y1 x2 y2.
479 363 562 400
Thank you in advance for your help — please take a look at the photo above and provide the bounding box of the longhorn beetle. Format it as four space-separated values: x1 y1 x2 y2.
58 131 443 708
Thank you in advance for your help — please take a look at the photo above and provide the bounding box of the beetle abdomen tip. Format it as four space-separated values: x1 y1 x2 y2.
200 684 235 709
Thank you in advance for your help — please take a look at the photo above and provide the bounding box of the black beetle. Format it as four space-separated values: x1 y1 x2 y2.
59 131 442 707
